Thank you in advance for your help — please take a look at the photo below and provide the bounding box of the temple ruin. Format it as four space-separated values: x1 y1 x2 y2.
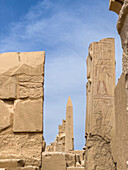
0 0 128 169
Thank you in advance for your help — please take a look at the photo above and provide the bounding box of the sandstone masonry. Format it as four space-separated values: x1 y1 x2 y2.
0 51 45 168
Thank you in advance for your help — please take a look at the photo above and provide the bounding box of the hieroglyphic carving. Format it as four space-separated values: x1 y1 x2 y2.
85 38 116 170
85 38 115 140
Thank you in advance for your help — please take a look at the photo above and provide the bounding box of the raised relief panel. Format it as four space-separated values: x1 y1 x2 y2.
85 38 115 140
92 39 115 139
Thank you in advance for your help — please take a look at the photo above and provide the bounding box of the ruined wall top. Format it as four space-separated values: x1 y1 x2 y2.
109 0 124 15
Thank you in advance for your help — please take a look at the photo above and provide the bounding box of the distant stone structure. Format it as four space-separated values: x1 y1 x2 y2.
45 97 85 170
46 96 74 153
46 119 66 152
65 96 74 152
0 51 45 169
85 38 116 169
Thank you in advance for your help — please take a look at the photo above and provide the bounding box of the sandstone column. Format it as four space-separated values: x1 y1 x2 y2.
65 96 74 152
85 38 116 169
109 0 128 169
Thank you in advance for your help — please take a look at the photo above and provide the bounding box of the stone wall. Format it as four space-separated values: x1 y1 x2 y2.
0 52 45 167
109 1 128 169
114 73 128 169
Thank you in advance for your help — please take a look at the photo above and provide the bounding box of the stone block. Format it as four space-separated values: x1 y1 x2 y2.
19 82 43 99
0 159 25 168
11 64 43 76
65 153 76 167
42 152 66 170
0 100 10 132
109 0 123 15
20 51 45 66
13 99 43 132
0 134 42 166
67 168 85 170
0 53 20 74
0 77 17 99
8 166 39 170
0 52 45 75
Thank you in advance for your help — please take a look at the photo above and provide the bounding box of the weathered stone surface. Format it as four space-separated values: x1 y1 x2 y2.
65 153 76 167
42 152 76 170
0 77 17 99
0 100 10 132
0 159 25 168
8 166 39 170
85 38 115 140
0 51 45 167
116 1 128 74
67 168 85 170
19 83 43 99
109 0 123 15
85 135 115 170
85 38 116 169
11 64 43 76
13 99 43 132
114 73 128 169
109 1 128 169
65 96 74 152
42 152 66 170
71 150 85 163
20 51 45 66
0 134 42 166
0 51 45 74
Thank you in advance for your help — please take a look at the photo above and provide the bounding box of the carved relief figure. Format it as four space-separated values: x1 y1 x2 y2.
96 59 112 96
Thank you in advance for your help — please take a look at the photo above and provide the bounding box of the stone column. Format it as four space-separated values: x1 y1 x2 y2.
65 96 74 152
85 38 116 169
109 0 128 169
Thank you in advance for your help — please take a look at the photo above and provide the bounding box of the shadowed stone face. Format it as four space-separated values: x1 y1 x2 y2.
109 0 124 14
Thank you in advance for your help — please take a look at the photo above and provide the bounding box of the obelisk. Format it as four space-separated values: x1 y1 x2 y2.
65 96 74 152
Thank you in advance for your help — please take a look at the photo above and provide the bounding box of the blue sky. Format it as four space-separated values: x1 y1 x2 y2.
0 0 122 150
